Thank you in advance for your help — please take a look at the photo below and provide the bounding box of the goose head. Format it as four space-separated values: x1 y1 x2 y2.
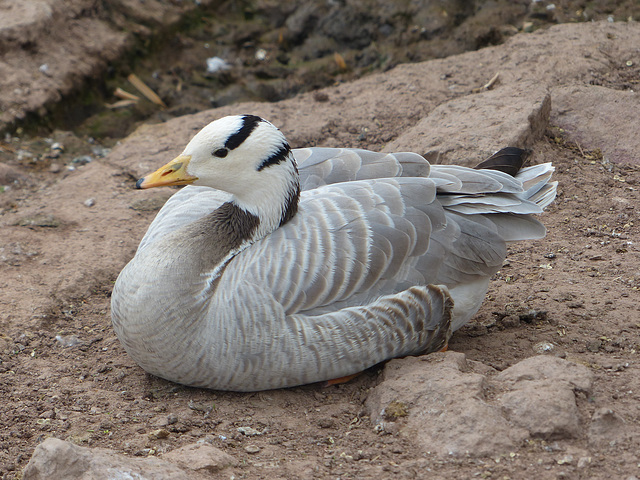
137 115 300 235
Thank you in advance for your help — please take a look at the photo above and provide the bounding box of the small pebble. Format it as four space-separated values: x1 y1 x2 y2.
244 445 260 454
206 56 230 73
72 155 92 165
84 198 95 207
237 426 262 436
148 428 170 440
49 163 61 173
317 418 336 428
166 413 178 425
55 335 82 347
499 315 520 328
533 341 555 354
577 456 591 468
91 145 111 157
557 454 573 465
586 339 602 352
196 435 216 445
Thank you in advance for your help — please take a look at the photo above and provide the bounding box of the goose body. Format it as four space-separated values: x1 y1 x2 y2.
111 115 556 391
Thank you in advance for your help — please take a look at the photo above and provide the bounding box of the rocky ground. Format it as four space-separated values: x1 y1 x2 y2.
1 2 640 479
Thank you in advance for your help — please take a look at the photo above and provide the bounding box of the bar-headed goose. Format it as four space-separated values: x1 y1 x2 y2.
111 114 556 392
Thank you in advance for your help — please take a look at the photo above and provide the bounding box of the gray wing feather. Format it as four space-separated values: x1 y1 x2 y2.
217 177 442 314
438 194 532 208
295 148 430 189
429 166 504 193
444 199 543 215
480 213 547 241
431 165 524 194
201 283 452 390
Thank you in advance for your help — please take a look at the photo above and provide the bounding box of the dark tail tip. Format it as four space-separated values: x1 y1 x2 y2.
474 147 530 177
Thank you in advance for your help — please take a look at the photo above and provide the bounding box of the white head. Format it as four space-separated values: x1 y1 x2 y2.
138 115 300 235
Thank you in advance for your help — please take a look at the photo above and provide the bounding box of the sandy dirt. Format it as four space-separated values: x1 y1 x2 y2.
3 129 639 479
1 7 640 480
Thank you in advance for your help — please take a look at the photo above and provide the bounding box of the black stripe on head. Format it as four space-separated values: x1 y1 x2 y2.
257 144 291 172
224 115 263 150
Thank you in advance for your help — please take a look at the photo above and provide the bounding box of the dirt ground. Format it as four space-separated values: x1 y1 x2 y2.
1 4 640 480
2 129 639 479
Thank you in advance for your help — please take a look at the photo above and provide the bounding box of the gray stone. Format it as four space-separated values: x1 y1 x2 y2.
161 442 238 473
23 437 191 480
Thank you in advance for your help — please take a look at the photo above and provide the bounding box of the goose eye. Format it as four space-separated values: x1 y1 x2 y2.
212 148 228 158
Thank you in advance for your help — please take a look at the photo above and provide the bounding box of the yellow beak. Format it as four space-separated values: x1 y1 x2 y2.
136 155 198 189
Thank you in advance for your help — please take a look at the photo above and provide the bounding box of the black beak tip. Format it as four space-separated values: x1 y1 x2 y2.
135 178 145 189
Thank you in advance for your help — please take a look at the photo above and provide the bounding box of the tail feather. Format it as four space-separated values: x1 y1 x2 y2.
474 147 529 176
515 163 555 192
527 181 558 209
443 199 543 216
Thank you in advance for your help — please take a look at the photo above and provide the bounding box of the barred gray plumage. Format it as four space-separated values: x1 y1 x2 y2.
111 115 556 391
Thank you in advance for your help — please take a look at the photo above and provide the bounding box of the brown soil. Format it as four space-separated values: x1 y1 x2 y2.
2 114 640 480
1 4 640 480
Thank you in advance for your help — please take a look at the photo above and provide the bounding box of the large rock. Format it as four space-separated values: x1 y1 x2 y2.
22 437 236 480
365 352 528 456
365 352 594 457
23 438 187 479
551 84 640 165
382 82 551 166
495 356 594 440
